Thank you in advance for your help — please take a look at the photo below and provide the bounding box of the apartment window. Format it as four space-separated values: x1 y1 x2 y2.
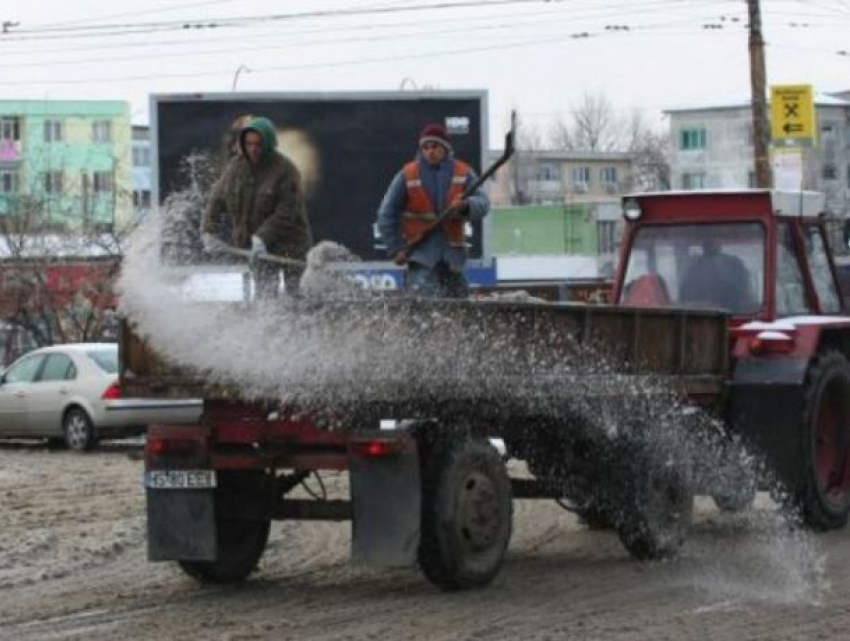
133 189 151 208
0 169 19 193
92 171 113 193
43 120 64 143
600 167 618 184
597 220 617 255
44 171 64 194
0 117 20 141
132 146 151 167
823 163 837 180
536 162 559 181
682 172 706 190
92 120 112 143
680 128 707 150
572 166 590 191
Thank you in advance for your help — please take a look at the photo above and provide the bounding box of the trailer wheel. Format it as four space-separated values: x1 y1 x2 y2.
418 438 513 591
575 502 615 530
713 487 756 513
178 471 271 583
798 350 850 530
617 446 693 561
712 457 758 513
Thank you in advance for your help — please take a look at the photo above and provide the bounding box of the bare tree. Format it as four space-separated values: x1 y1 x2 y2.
548 94 671 190
624 110 671 190
551 92 622 152
0 166 128 363
549 114 574 151
507 110 548 205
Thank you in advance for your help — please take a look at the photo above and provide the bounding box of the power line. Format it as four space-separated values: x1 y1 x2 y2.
0 24 782 88
0 7 734 69
0 0 730 54
0 0 723 41
34 0 242 28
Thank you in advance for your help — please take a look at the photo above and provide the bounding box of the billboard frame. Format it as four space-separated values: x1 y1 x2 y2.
149 90 491 265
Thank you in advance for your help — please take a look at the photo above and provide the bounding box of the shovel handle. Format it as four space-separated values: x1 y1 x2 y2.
219 245 306 267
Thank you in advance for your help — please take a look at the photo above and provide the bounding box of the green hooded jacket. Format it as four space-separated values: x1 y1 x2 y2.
202 116 313 259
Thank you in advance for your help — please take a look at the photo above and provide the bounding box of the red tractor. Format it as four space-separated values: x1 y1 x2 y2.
616 189 850 529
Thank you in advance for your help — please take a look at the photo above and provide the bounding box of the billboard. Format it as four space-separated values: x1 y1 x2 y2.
152 91 487 262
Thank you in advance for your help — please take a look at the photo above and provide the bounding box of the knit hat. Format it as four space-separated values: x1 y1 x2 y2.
419 123 453 153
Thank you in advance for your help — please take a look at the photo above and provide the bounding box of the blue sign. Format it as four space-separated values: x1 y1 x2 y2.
348 260 497 291
350 268 405 291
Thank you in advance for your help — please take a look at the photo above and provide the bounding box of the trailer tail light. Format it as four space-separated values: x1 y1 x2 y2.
145 425 210 468
146 436 202 456
748 330 795 355
349 438 407 458
102 381 121 399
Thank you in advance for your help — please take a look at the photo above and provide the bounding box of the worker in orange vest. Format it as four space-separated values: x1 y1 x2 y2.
377 123 489 298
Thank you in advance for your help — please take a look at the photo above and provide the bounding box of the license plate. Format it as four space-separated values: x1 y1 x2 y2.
145 470 217 490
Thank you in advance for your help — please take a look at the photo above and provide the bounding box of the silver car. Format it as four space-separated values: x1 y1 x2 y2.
0 343 201 451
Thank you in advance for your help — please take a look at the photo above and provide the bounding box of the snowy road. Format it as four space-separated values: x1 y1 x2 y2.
1 442 849 641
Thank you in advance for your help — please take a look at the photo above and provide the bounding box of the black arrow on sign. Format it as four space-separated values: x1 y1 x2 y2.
783 122 804 134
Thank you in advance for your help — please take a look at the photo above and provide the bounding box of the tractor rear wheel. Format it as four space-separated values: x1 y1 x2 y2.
797 350 850 530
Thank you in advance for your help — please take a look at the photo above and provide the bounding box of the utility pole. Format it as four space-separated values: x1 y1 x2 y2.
747 0 772 187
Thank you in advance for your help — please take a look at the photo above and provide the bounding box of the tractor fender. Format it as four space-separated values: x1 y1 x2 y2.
728 355 811 488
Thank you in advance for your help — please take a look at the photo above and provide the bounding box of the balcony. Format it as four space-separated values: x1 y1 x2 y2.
0 140 22 163
528 179 563 197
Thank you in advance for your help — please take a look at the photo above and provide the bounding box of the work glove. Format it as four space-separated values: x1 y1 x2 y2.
446 197 470 219
201 232 227 253
249 235 268 266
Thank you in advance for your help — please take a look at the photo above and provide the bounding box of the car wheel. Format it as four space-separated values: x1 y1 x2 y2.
64 407 96 452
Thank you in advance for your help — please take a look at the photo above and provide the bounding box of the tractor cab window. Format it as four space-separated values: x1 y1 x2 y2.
620 222 765 314
776 222 812 316
803 225 841 314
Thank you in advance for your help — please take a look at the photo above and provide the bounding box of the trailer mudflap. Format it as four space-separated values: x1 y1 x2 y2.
348 432 421 567
146 489 216 561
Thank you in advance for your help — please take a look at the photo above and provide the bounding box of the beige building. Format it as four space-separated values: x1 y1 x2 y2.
488 149 635 207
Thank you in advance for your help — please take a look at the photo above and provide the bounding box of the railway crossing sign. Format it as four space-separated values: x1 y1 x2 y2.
770 84 816 146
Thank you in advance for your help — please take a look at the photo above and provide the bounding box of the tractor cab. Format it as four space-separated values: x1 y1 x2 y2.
614 190 843 322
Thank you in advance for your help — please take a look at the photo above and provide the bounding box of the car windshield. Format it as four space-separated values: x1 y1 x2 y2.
86 348 118 374
619 222 765 315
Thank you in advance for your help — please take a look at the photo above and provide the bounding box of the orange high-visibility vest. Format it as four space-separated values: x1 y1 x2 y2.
401 159 469 247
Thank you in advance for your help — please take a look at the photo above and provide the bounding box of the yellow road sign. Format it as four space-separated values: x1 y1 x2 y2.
770 84 816 144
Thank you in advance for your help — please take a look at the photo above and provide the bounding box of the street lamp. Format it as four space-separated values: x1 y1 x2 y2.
232 64 251 91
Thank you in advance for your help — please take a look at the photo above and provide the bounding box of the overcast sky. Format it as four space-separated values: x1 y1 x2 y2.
1 0 848 145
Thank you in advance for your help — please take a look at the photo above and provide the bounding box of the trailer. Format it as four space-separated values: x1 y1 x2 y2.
122 296 726 589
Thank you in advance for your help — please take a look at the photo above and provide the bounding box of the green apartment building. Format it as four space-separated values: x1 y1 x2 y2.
0 100 132 230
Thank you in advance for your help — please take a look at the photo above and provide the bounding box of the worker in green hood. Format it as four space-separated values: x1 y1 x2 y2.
202 115 313 297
